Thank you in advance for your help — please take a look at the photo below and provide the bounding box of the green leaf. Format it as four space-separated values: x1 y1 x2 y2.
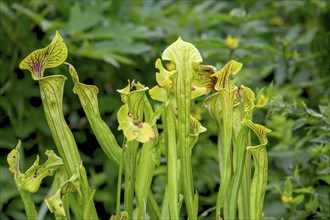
189 115 207 149
212 60 242 91
151 48 208 102
191 86 208 99
214 89 235 218
45 189 66 217
203 92 222 120
45 169 81 217
193 192 199 218
39 75 81 176
162 37 203 70
192 62 217 94
20 150 63 193
7 141 22 180
118 80 156 218
67 63 121 166
242 119 271 146
149 58 176 102
208 13 242 26
149 59 208 102
83 189 96 220
149 104 165 127
161 37 202 220
11 3 53 30
293 186 314 194
118 104 155 143
305 196 319 213
284 177 293 196
242 120 271 220
68 3 106 33
7 141 62 220
117 80 149 111
149 85 168 102
291 194 305 206
46 163 97 219
37 72 98 220
19 31 68 80
240 86 255 112
7 141 63 193
155 58 176 90
225 126 250 220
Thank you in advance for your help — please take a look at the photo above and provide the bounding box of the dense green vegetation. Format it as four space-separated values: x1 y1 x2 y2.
1 0 329 219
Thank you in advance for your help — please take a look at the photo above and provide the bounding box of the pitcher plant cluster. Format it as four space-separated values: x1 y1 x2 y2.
8 31 271 220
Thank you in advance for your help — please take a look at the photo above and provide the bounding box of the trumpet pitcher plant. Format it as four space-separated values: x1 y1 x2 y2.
8 31 270 220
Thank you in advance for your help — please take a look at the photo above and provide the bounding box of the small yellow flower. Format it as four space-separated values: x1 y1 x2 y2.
293 50 300 59
226 35 239 49
271 16 285 27
281 194 293 204
255 94 268 108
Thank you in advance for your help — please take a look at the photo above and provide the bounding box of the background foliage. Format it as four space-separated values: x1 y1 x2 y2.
0 0 329 219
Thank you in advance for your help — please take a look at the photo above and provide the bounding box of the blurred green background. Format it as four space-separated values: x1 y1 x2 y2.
0 0 329 219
